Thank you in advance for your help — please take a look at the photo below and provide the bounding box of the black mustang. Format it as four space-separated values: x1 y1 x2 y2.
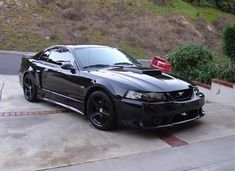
19 45 205 130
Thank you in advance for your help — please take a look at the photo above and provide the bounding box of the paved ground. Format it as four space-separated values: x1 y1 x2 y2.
0 75 235 171
1 51 235 171
52 135 235 171
0 51 35 74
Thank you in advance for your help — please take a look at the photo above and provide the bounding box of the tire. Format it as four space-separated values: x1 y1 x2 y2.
86 91 116 130
23 74 38 102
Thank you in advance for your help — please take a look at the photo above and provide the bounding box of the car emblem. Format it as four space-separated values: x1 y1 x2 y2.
178 91 184 96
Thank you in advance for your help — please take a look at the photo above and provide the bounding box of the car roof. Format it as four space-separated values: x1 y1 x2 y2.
45 44 115 51
67 45 112 49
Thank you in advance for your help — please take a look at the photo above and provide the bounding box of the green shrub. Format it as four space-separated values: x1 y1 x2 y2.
186 0 215 7
218 64 235 82
215 0 235 14
166 44 235 83
186 0 235 13
224 24 235 60
166 44 214 83
213 56 235 82
189 63 218 83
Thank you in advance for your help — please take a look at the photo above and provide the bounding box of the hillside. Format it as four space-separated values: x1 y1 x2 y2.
0 0 235 58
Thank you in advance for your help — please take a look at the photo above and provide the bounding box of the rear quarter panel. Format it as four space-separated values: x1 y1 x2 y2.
19 55 33 86
19 51 41 86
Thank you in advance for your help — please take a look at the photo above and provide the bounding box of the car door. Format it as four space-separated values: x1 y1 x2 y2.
33 50 51 89
42 48 84 109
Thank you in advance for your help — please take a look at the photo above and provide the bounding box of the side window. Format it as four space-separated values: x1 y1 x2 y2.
33 51 43 60
75 48 90 67
48 48 75 66
39 51 50 62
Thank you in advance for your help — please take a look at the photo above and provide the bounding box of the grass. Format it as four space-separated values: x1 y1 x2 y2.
81 29 148 58
117 42 148 59
140 0 235 23
0 0 235 59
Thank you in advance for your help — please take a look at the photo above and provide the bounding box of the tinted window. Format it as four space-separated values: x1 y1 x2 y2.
33 51 43 60
74 47 140 68
74 48 90 67
48 49 74 66
39 51 50 62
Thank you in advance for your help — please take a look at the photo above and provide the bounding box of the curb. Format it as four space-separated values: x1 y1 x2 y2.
212 79 234 88
0 50 36 56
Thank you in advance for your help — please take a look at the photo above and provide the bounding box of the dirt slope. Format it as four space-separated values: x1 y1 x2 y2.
0 0 234 58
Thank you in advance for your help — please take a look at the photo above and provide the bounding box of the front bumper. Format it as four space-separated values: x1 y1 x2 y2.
115 94 205 129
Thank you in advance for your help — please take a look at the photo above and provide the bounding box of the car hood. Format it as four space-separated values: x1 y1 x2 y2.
89 66 193 92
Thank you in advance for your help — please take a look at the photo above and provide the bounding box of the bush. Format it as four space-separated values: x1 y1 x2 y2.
166 44 235 83
186 0 214 6
224 24 235 60
166 44 215 83
213 55 235 82
215 0 235 14
189 63 218 83
186 0 235 14
220 64 235 82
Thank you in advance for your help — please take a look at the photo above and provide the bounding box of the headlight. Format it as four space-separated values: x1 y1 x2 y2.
193 86 200 95
125 90 167 102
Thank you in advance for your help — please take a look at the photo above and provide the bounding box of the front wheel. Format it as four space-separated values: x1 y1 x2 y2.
86 91 116 130
23 74 38 102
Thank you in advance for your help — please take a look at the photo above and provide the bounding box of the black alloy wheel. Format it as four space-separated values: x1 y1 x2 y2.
87 91 116 130
23 74 38 102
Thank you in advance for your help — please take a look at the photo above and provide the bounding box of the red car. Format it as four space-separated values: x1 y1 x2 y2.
150 56 172 72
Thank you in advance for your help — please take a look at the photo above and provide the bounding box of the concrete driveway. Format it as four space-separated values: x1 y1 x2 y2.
0 51 235 171
0 74 235 171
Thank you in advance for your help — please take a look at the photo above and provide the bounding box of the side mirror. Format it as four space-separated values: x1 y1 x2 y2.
61 63 76 74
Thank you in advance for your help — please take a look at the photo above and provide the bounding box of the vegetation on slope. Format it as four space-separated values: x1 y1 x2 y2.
0 0 234 59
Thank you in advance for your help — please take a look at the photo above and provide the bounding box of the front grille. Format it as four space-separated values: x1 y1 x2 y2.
153 109 201 127
171 111 198 123
137 109 204 129
168 89 193 101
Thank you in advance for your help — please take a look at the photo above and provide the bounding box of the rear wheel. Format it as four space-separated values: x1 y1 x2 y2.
86 91 116 130
23 74 38 102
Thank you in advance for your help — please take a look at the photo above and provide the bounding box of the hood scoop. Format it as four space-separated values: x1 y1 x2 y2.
122 67 162 76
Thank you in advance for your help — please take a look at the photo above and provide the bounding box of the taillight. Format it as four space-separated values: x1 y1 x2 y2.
150 56 172 72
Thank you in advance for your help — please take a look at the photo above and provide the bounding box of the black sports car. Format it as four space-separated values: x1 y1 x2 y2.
19 45 205 130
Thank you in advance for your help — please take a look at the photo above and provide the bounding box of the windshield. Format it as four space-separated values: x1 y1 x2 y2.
73 47 141 69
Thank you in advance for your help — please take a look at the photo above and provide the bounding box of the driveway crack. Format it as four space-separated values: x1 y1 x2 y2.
0 82 5 103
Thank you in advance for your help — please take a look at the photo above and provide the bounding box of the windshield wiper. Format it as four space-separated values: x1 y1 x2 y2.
83 64 111 69
113 62 134 66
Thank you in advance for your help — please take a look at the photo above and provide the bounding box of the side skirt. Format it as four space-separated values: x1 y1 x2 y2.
42 97 85 115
